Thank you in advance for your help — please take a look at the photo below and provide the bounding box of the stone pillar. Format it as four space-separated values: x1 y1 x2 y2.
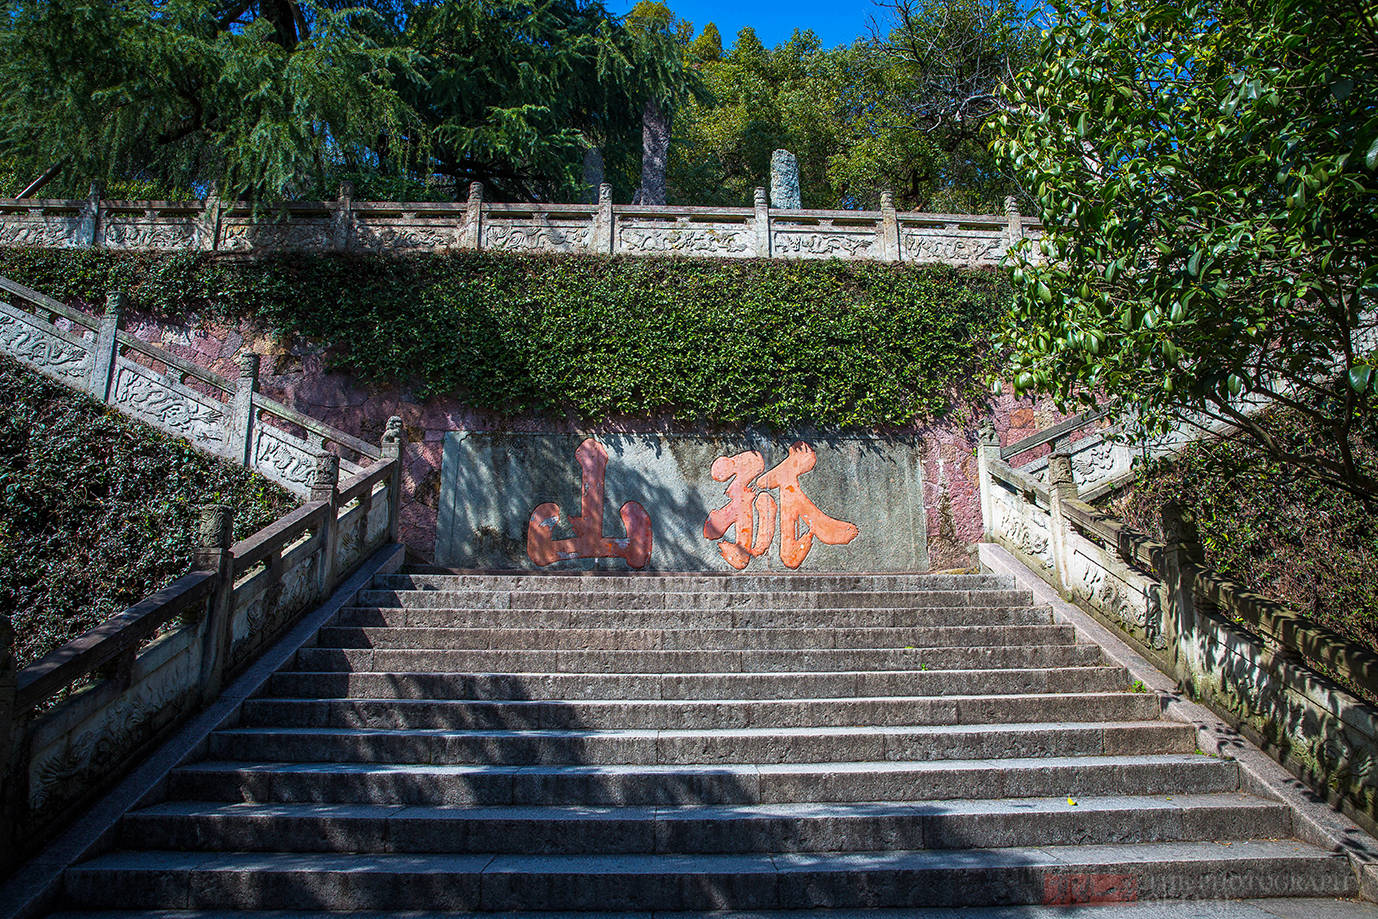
89 291 123 402
312 453 341 595
196 504 236 702
770 150 801 210
1045 452 1077 595
582 148 605 204
635 100 670 206
380 416 405 545
77 182 103 248
197 187 222 252
594 184 615 254
333 182 355 252
1005 195 1022 246
975 423 1001 539
1160 500 1205 685
464 182 483 250
880 190 901 263
753 188 771 258
230 353 260 466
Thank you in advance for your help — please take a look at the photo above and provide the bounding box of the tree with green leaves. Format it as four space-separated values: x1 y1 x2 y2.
0 0 416 200
990 0 1378 500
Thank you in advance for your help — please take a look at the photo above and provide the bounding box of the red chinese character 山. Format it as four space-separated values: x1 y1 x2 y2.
705 441 859 570
527 438 653 569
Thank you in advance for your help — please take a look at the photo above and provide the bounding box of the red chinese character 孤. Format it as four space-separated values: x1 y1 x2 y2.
527 438 653 569
704 441 859 569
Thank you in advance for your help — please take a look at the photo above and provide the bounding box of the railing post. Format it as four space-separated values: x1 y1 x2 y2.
976 423 1001 539
312 452 341 595
1045 451 1077 595
198 186 222 252
77 182 103 248
89 291 123 402
1005 195 1023 247
229 353 259 467
1160 500 1206 686
753 188 771 259
196 504 236 703
464 182 483 250
594 183 614 254
380 416 405 545
333 182 355 252
0 613 19 869
880 190 901 263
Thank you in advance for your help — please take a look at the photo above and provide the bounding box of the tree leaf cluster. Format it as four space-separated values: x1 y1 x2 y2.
990 0 1378 500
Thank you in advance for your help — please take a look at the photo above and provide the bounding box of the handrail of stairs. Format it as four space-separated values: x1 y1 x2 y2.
0 274 380 498
976 436 1378 835
0 273 408 872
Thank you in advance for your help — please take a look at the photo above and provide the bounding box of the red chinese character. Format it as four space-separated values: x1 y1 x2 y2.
705 441 859 569
527 438 653 569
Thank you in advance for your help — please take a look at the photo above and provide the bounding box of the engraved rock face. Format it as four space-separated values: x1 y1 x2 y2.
770 150 801 210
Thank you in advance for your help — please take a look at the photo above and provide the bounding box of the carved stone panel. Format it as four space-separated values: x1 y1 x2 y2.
101 220 197 250
252 425 318 495
902 229 1006 266
112 361 228 445
0 217 83 248
219 221 334 252
771 230 876 260
354 221 460 251
616 225 753 257
0 301 93 383
991 484 1054 572
483 223 593 253
1064 533 1165 649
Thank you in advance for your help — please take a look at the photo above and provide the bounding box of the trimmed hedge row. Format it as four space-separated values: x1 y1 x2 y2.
0 356 296 666
0 250 1007 429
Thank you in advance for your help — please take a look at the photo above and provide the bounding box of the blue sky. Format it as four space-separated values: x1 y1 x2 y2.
608 0 883 49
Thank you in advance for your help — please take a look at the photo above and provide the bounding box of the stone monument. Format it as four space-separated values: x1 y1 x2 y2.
770 149 802 209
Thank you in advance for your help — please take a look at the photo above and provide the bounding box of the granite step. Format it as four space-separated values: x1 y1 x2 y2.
63 840 1356 911
378 572 1018 593
237 692 1161 731
311 624 1076 652
354 588 1034 611
118 794 1290 854
264 666 1132 701
164 753 1244 806
204 721 1194 766
331 604 1056 630
291 644 1107 674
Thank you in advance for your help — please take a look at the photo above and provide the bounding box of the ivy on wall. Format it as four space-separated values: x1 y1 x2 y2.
0 250 1007 429
0 356 296 666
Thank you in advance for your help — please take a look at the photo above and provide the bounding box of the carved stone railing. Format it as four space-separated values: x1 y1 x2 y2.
977 438 1378 834
0 183 1044 266
0 274 379 497
0 421 405 870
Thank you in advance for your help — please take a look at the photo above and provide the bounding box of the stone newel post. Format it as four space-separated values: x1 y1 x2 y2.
196 504 237 702
464 182 483 250
1005 195 1023 246
753 188 771 258
594 184 614 254
89 291 123 402
880 191 901 263
380 416 406 545
230 353 260 466
312 453 341 594
976 423 1002 539
1045 452 1077 595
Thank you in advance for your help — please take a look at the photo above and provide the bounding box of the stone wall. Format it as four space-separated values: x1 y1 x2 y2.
0 184 1043 267
106 307 1067 568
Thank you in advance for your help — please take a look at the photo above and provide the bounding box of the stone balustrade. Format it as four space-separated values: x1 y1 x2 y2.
977 436 1378 835
0 183 1043 266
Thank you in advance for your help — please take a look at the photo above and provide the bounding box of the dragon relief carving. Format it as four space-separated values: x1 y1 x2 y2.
0 219 81 247
0 310 91 381
113 367 226 443
355 224 456 250
219 222 332 252
101 221 196 250
772 231 875 258
992 488 1052 566
484 224 591 252
253 427 317 488
903 233 1004 266
618 226 751 255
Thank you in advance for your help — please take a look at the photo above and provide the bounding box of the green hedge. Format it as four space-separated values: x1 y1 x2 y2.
0 357 296 667
0 250 1006 429
1104 409 1378 684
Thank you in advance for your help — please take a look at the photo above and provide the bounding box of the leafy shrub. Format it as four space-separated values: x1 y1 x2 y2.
0 357 296 666
0 249 1006 429
1104 409 1378 664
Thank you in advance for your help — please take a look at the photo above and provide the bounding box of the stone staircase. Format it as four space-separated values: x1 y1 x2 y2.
54 571 1357 913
